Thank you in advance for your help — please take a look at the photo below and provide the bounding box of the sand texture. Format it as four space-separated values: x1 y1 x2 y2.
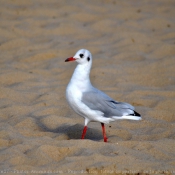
0 0 175 174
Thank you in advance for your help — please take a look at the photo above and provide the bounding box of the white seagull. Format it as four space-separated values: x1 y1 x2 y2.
65 49 141 142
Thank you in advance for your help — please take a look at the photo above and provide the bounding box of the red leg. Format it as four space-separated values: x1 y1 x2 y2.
101 123 107 142
81 126 87 139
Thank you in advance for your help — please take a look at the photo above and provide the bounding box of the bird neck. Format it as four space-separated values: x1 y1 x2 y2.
70 63 92 89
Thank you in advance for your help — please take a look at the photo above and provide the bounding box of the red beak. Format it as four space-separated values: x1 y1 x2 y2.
65 57 76 62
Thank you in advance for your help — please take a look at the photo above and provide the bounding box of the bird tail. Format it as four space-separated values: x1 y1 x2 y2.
112 111 142 121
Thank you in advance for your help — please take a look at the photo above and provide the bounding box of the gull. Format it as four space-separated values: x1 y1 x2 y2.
65 49 141 142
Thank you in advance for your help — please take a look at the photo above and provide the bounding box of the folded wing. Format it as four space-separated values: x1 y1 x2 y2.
81 89 138 118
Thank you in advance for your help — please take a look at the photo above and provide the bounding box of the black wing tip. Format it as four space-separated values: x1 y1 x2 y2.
130 111 141 117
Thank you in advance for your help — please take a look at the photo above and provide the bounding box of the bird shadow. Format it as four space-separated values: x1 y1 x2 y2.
34 115 103 141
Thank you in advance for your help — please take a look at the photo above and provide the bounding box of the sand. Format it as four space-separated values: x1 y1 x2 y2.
0 0 175 174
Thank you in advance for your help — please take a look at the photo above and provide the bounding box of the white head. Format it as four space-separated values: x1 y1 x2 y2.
65 49 92 65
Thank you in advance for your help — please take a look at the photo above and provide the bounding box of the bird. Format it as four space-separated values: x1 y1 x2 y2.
65 49 141 142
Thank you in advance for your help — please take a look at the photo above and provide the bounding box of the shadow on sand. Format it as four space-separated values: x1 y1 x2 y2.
33 115 103 141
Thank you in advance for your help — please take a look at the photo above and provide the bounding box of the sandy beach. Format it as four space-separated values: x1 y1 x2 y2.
0 0 175 174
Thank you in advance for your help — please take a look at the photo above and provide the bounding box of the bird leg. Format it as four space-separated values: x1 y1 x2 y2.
101 123 107 142
81 126 87 139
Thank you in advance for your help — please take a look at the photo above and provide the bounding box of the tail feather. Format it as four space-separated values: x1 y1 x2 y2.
112 110 142 121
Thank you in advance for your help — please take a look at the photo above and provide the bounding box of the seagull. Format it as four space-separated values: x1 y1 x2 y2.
65 49 141 142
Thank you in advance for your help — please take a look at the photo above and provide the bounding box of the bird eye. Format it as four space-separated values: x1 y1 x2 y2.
79 54 84 58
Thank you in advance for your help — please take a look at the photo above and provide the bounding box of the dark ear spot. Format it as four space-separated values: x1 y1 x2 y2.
87 57 90 62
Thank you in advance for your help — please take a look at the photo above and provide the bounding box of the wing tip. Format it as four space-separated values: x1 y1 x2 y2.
125 110 142 120
132 110 141 117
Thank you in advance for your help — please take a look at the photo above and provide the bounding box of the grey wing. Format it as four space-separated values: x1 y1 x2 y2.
81 89 135 118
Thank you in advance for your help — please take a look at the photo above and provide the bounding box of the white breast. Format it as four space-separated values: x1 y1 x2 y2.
66 83 106 123
66 83 84 116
